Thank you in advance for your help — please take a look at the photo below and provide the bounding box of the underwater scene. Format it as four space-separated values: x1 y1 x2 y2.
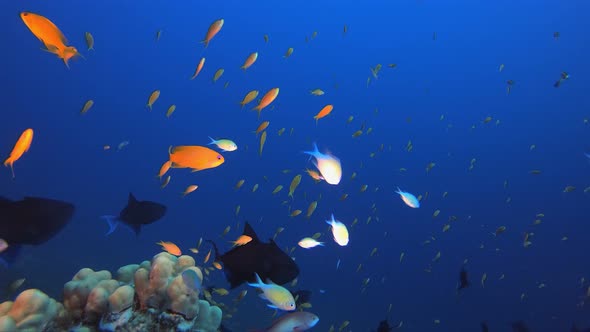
0 0 589 331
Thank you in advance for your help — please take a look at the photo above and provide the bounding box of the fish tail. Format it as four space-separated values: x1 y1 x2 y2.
208 136 216 145
4 159 15 179
100 215 119 236
0 245 22 267
247 273 264 288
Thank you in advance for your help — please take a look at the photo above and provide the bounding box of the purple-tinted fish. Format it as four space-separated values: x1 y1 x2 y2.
256 311 319 332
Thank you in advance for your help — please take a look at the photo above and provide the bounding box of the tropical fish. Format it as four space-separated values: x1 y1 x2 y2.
395 187 420 208
241 52 258 70
100 193 166 235
4 128 34 178
240 90 259 108
457 266 470 291
80 100 94 114
326 214 349 246
181 268 203 293
147 90 160 110
0 196 75 266
313 104 334 124
84 32 94 51
157 241 181 256
258 312 319 332
190 57 205 79
247 273 296 311
168 145 224 172
298 237 324 249
253 88 279 117
303 143 342 185
20 12 83 68
202 19 224 47
208 222 299 289
208 137 237 152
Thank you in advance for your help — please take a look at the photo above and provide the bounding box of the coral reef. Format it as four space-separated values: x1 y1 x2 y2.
0 252 222 332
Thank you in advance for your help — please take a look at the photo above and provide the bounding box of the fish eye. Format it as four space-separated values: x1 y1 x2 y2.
217 155 222 160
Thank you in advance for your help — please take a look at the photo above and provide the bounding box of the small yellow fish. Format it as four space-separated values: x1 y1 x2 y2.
80 100 94 114
166 104 176 118
310 89 325 96
284 47 294 58
147 90 160 110
272 185 283 194
85 32 94 51
288 174 302 199
213 68 224 83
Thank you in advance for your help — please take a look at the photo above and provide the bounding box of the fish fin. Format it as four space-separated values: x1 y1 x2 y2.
242 223 261 243
100 215 119 236
266 303 277 309
0 245 22 267
208 136 216 145
128 193 138 206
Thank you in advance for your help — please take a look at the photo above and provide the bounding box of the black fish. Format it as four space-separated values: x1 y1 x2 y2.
377 320 393 332
458 266 470 291
481 321 489 332
0 196 75 266
101 193 166 235
511 321 530 332
208 222 299 289
291 289 312 306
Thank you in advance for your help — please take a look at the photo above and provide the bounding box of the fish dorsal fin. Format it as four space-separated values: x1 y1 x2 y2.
128 193 138 206
243 222 260 243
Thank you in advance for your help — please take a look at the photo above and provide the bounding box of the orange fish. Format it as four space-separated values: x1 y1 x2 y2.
254 121 270 136
313 104 334 124
157 241 181 256
191 57 206 79
20 12 82 68
202 19 224 48
168 146 224 172
241 52 258 70
182 185 199 196
4 129 34 178
253 88 279 118
158 160 172 179
229 235 252 247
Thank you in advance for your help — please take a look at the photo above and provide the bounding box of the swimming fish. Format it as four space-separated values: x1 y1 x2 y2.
241 52 258 70
259 311 319 332
395 187 420 208
253 88 279 117
240 90 259 108
247 273 296 311
303 143 342 185
208 222 299 289
208 137 237 152
326 214 349 246
157 241 181 256
202 19 224 47
298 237 324 249
313 104 334 124
181 268 203 293
20 12 83 68
147 90 160 110
457 266 470 291
168 145 224 172
80 100 94 115
101 193 167 236
4 128 34 179
0 196 75 266
191 57 206 80
84 32 94 51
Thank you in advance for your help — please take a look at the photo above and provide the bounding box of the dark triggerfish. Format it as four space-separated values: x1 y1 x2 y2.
0 196 75 266
208 222 299 289
101 193 166 235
